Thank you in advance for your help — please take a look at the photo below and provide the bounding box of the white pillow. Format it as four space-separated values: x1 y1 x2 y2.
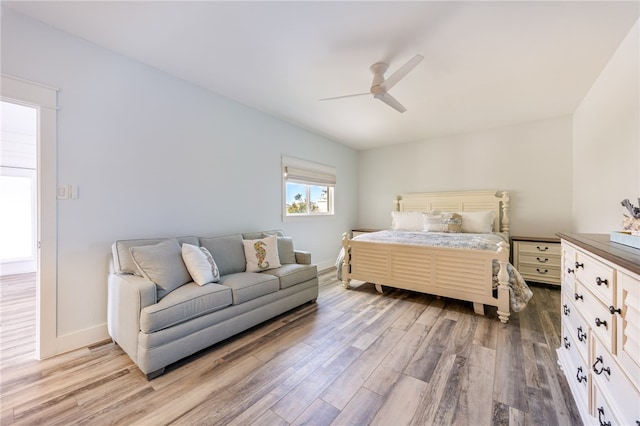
456 210 496 233
181 243 221 285
391 211 424 231
243 235 281 272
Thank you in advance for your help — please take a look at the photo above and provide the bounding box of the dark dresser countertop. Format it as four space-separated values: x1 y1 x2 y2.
556 233 640 276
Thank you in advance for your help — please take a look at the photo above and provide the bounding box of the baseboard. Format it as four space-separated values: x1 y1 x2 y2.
317 259 336 273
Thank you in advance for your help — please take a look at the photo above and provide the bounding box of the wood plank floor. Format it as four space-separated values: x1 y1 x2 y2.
0 270 581 425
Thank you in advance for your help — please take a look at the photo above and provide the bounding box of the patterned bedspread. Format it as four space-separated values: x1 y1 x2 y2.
336 230 533 312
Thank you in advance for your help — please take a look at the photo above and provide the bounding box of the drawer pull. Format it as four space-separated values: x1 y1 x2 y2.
595 277 608 287
576 366 587 383
536 268 549 274
563 336 570 349
594 317 607 328
592 356 611 376
597 407 612 426
575 261 584 269
574 293 583 301
536 246 549 252
563 304 570 316
536 257 549 263
577 326 587 342
567 267 574 274
608 305 621 315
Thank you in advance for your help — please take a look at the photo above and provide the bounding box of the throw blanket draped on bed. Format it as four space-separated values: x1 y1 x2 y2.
336 230 533 312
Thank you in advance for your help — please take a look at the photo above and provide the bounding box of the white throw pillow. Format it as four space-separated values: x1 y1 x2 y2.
391 211 424 231
181 243 221 285
456 210 496 233
243 235 281 272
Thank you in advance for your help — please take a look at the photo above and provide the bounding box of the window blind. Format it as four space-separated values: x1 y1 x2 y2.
282 156 336 187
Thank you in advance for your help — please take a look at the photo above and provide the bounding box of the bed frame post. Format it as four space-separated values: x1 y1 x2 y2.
496 241 511 323
501 191 510 235
341 232 351 289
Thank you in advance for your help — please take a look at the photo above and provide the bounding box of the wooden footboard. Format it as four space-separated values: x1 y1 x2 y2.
341 233 511 323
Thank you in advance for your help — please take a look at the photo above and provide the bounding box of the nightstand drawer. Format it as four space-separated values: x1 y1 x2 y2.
518 264 561 283
516 240 561 256
518 252 561 267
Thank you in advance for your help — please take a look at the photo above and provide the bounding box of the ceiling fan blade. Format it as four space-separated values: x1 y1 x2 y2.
319 92 370 101
378 92 406 113
381 54 424 91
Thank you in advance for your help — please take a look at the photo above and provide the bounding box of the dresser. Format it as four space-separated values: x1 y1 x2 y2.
511 236 561 285
556 233 640 425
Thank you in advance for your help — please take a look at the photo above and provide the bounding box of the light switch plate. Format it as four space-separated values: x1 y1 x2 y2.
57 185 68 200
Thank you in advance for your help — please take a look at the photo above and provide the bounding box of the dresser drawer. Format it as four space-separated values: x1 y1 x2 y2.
573 282 615 354
558 325 590 418
561 295 589 363
574 250 615 306
592 336 640 425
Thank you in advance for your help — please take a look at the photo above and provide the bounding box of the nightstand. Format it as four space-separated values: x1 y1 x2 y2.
351 228 380 237
511 236 561 286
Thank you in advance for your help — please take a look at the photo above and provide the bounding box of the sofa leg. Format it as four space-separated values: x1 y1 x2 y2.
145 367 165 380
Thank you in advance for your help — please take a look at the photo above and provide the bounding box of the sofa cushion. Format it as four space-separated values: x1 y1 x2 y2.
129 239 193 300
140 283 232 333
276 237 296 264
112 236 199 275
242 229 286 240
262 264 318 289
182 244 221 285
243 235 281 272
199 234 246 276
218 272 279 305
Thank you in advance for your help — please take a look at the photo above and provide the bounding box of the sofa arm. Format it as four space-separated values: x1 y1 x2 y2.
107 272 156 363
295 250 312 265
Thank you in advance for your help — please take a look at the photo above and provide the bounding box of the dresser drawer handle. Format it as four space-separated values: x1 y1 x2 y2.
592 355 611 376
536 246 549 252
576 366 587 383
536 268 549 274
563 304 570 316
566 267 574 274
595 317 607 328
536 257 549 263
577 326 587 342
574 293 583 301
609 305 621 315
563 336 570 349
575 262 584 269
595 277 609 287
597 407 612 426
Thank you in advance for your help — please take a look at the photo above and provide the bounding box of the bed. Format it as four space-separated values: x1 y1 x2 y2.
339 190 532 323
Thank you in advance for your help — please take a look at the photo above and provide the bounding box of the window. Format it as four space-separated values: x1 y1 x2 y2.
282 156 335 219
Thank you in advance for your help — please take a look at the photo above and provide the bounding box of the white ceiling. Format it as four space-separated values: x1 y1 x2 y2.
5 1 639 150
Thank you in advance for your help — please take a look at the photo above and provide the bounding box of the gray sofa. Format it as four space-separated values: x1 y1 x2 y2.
107 230 318 379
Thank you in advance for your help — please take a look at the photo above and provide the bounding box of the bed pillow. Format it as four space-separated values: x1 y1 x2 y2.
129 238 192 300
456 210 496 233
181 243 221 285
423 212 463 233
243 235 282 272
391 211 424 231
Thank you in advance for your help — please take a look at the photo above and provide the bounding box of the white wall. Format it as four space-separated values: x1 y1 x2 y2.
1 8 358 351
573 20 639 233
358 116 574 238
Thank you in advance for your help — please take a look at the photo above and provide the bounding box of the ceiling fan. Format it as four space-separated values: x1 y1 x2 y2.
320 54 424 113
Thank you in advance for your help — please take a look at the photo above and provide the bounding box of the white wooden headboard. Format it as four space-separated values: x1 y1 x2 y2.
394 190 510 234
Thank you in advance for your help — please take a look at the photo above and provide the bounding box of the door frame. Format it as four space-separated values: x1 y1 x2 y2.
2 74 58 359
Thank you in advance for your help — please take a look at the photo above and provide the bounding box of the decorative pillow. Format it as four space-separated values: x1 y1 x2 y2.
181 243 221 285
456 210 496 233
129 238 192 300
277 236 296 264
243 235 281 272
423 212 462 233
391 211 424 231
